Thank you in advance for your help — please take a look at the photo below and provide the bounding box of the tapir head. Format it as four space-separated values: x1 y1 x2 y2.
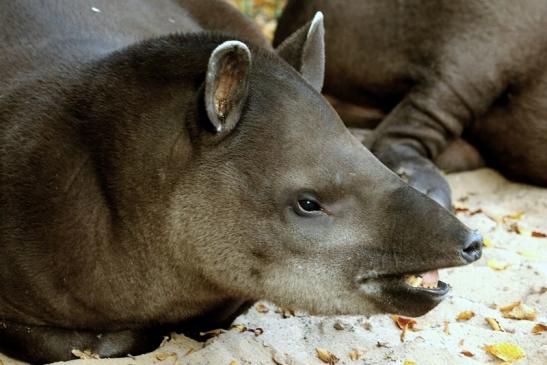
165 13 482 318
91 14 481 318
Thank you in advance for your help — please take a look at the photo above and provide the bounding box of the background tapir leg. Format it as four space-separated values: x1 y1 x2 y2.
468 74 547 186
275 0 547 208
433 138 485 173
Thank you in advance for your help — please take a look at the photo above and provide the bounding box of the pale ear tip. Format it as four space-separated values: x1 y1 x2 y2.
312 11 324 25
216 40 251 57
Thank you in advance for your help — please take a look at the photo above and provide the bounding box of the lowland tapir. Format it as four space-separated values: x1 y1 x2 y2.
0 0 481 363
276 0 547 209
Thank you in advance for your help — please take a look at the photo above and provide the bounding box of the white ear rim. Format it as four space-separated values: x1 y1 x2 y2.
308 11 324 39
302 11 325 92
205 40 252 133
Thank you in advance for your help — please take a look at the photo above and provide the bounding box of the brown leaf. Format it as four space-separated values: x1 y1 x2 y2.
456 310 475 321
443 321 450 335
460 350 474 357
255 303 269 313
71 349 100 360
532 323 547 334
392 315 417 341
485 317 504 332
155 352 177 361
531 230 547 238
348 348 364 361
231 324 247 332
199 328 224 337
500 301 537 320
276 307 295 318
316 347 340 364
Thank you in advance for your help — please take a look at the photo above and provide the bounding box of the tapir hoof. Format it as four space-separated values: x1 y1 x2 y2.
375 145 452 209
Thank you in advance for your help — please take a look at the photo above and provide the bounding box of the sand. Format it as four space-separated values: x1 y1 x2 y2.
1 168 546 365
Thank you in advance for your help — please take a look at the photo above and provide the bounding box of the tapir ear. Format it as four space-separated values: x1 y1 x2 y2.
205 40 251 133
275 12 325 92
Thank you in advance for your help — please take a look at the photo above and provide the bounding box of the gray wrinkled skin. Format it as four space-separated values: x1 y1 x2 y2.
275 0 547 209
1 1 480 363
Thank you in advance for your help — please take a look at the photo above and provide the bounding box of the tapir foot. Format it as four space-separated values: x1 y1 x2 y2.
433 138 485 173
0 320 162 364
375 144 452 209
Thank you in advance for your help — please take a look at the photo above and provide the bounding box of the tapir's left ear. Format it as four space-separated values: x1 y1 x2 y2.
205 40 251 133
275 12 325 92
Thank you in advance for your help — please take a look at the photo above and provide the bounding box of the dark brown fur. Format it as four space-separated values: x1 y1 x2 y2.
275 0 547 206
1 1 481 362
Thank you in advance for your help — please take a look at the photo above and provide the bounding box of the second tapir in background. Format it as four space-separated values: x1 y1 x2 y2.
275 0 547 209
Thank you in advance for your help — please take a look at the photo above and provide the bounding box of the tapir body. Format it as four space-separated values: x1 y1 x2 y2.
276 0 547 208
1 0 481 363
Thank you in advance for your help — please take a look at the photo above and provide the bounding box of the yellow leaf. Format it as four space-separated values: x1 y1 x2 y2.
500 301 537 320
255 302 269 313
404 361 417 365
487 259 511 271
485 317 504 331
505 211 525 220
484 343 525 362
483 236 493 247
316 348 339 364
456 310 475 321
348 348 364 361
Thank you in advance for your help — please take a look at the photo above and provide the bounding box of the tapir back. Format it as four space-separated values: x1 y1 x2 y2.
0 0 266 83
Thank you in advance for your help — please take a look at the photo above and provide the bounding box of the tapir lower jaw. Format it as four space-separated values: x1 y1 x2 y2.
361 276 451 317
355 262 459 316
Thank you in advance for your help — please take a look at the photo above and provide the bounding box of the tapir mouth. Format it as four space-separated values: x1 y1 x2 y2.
359 269 451 317
402 270 450 296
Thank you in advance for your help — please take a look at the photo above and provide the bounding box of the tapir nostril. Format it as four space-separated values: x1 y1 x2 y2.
461 231 483 263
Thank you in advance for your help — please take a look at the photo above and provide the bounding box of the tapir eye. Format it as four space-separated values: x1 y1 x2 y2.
294 193 324 216
299 199 321 212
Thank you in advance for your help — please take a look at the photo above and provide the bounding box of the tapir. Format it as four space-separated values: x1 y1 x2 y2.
0 0 482 363
275 0 547 209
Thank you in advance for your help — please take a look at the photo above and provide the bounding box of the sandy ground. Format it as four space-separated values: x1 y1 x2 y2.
1 168 546 365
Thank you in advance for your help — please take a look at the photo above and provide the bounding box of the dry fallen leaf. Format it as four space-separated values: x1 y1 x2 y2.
276 307 295 318
456 310 476 321
199 328 224 337
500 301 537 320
484 343 525 362
508 222 527 235
71 349 100 360
454 206 482 216
487 258 511 271
443 320 450 335
392 315 418 341
485 317 504 332
229 361 238 365
460 350 474 357
316 347 339 364
231 324 247 332
155 352 177 361
531 230 547 238
403 361 417 365
483 236 493 248
532 323 547 334
255 302 269 313
348 348 364 361
505 211 525 221
184 348 195 356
